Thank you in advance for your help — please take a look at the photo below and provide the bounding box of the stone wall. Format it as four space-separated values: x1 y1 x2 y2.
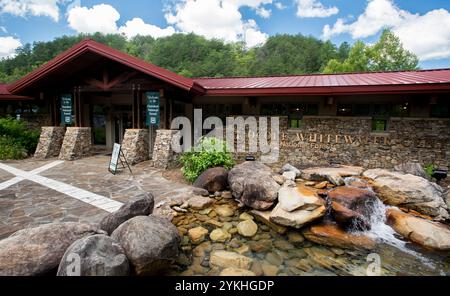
121 129 150 165
152 130 179 169
34 127 66 159
59 127 92 161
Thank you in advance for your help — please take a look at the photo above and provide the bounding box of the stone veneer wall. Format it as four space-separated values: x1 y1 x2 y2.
34 126 66 159
152 130 179 169
121 129 150 165
59 127 92 161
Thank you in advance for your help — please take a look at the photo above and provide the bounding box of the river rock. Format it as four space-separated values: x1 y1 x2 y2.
248 239 273 253
328 186 377 218
251 210 287 234
237 220 258 237
287 231 305 244
278 184 324 212
272 174 286 185
210 250 253 269
111 216 180 275
386 208 450 251
265 252 283 266
210 229 231 242
281 164 301 177
301 166 364 186
99 194 155 235
57 235 129 276
363 169 449 220
302 223 375 250
228 161 280 210
188 196 214 210
0 223 104 276
193 167 229 193
220 268 256 276
261 262 279 276
282 171 296 181
331 201 370 231
215 205 235 217
188 227 209 244
269 203 326 229
394 163 428 179
193 188 210 197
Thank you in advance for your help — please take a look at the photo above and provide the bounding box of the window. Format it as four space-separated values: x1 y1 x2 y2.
337 104 353 116
372 119 388 132
431 102 450 118
288 104 318 129
261 104 288 116
391 103 410 117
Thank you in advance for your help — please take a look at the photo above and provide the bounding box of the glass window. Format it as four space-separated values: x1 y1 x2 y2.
431 103 450 118
261 104 287 116
354 104 370 116
372 119 388 132
391 103 410 117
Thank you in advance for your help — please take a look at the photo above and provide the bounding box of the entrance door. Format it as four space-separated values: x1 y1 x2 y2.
92 105 107 146
114 110 133 144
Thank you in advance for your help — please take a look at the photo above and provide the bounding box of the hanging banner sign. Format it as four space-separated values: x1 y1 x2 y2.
146 91 160 127
61 94 73 125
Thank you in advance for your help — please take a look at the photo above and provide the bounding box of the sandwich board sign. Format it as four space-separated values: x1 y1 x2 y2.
109 143 132 175
146 91 160 127
61 94 73 125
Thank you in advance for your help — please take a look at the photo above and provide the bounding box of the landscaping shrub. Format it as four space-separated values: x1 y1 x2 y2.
0 117 40 160
180 137 235 183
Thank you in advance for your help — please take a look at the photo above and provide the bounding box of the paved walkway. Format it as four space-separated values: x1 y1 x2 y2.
0 156 193 240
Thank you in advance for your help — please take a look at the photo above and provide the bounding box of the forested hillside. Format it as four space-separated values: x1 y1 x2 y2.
0 30 418 83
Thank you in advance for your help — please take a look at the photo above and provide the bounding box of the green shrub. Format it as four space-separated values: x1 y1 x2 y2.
0 117 40 159
180 137 235 182
424 164 437 180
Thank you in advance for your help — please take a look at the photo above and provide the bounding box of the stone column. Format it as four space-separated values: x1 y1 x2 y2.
34 127 66 159
152 130 179 169
59 127 92 161
121 129 149 165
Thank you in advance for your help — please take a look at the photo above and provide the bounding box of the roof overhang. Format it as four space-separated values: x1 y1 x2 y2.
7 39 205 95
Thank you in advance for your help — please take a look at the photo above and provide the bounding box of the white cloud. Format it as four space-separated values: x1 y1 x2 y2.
295 0 339 18
274 2 286 10
67 4 175 39
67 4 119 34
256 6 271 18
165 0 270 47
0 26 7 33
118 18 176 39
322 0 450 61
0 0 64 22
0 36 21 59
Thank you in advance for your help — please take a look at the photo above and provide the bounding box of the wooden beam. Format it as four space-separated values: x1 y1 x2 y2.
83 72 137 91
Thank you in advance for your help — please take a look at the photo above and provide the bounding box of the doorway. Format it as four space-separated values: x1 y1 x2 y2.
113 105 133 144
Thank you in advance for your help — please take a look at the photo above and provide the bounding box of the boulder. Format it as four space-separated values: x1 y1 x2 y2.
282 171 296 181
57 235 129 276
394 163 428 179
386 208 450 251
328 186 377 218
237 220 258 237
363 169 449 220
193 167 229 193
302 223 375 250
188 227 209 244
228 161 280 210
272 174 286 185
278 184 323 212
300 165 364 186
331 202 370 231
220 268 256 276
188 196 214 210
210 250 253 269
269 203 326 229
0 223 104 276
280 164 301 177
111 216 180 275
251 210 287 234
193 187 210 197
99 193 155 235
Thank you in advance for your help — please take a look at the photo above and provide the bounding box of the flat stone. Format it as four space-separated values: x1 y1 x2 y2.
188 227 209 245
210 250 253 269
274 239 295 251
265 252 283 266
239 212 254 221
188 196 214 210
210 229 231 242
278 184 323 212
220 268 255 276
215 205 235 218
248 239 273 253
301 166 364 186
269 203 326 229
251 210 287 234
261 262 279 276
237 220 258 237
287 231 305 244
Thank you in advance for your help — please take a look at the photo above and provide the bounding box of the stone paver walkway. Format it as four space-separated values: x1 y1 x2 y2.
0 156 194 240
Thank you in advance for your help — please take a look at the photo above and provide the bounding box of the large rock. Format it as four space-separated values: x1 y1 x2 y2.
228 161 280 210
363 169 449 220
302 223 375 250
193 167 229 193
394 163 428 179
301 165 364 186
188 196 214 210
269 203 326 229
328 186 377 218
386 209 450 251
0 223 104 276
278 184 323 212
57 235 129 276
210 250 253 269
111 216 180 275
251 210 287 234
331 202 370 231
99 193 155 235
280 164 301 177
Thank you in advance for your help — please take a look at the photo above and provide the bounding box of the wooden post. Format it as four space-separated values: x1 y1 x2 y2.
137 85 142 129
78 87 83 127
132 84 136 129
73 87 78 127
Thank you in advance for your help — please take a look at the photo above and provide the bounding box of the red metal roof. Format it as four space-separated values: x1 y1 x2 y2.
0 84 32 100
7 39 205 94
194 69 450 96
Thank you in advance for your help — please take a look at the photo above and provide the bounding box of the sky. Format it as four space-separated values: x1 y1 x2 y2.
0 0 450 69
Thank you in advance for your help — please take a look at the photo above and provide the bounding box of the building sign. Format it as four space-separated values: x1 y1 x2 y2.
146 91 160 127
61 94 73 125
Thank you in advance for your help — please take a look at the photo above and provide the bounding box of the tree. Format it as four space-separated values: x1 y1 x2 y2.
323 30 419 74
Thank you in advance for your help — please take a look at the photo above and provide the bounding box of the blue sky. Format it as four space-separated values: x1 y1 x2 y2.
0 0 449 69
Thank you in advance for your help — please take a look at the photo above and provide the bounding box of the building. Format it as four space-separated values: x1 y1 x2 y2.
0 39 449 169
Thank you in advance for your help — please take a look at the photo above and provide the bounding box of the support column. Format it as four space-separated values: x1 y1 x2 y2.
121 129 149 165
34 127 66 159
152 129 179 169
59 127 92 161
